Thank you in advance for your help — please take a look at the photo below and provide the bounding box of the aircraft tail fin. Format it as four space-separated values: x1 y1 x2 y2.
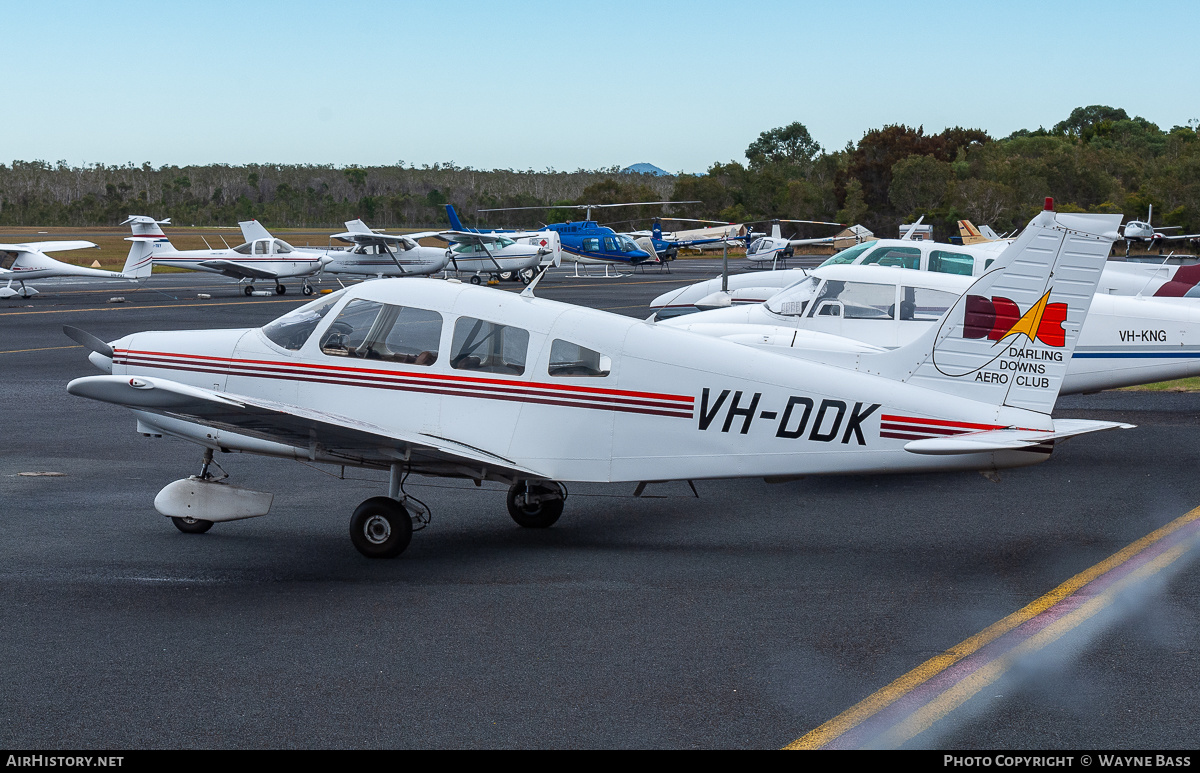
770 221 782 239
239 219 272 243
121 215 175 267
121 240 155 278
868 201 1122 415
445 204 467 232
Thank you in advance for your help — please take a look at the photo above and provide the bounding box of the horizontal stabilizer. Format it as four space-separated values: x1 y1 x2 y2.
903 418 1133 455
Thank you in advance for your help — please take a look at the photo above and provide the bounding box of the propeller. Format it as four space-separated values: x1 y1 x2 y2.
63 325 113 358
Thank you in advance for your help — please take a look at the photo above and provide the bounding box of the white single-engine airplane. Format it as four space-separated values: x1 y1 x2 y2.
66 201 1130 559
659 262 1200 395
0 240 149 298
123 216 332 296
324 219 452 278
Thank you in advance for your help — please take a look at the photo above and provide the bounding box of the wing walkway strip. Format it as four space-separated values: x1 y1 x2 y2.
785 504 1200 750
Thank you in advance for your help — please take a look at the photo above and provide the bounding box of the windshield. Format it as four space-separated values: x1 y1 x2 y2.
818 241 874 267
764 276 820 316
261 290 346 350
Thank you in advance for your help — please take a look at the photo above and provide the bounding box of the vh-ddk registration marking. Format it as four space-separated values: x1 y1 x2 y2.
698 388 880 445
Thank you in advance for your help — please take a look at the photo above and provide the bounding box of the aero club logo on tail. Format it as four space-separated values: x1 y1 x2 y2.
963 290 1067 347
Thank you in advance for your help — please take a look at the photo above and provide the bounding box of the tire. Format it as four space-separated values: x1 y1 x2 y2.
302 284 314 296
349 496 413 558
519 268 535 284
506 482 564 528
275 284 287 295
499 271 514 281
171 516 214 534
470 275 482 285
244 285 254 296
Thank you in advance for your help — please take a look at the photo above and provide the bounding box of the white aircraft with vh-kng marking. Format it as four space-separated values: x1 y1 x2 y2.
64 199 1130 559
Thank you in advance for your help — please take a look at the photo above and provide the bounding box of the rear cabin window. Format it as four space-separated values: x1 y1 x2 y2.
582 238 600 252
860 246 921 270
261 291 345 350
450 317 529 375
320 300 442 365
809 280 895 320
928 250 974 276
899 287 959 321
548 340 610 377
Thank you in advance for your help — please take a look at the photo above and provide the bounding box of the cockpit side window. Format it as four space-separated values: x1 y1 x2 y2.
450 317 529 375
320 299 384 358
548 340 610 377
0 251 18 270
861 246 921 270
928 250 974 276
253 240 271 256
808 280 895 320
232 242 253 255
320 300 443 365
273 240 293 254
261 291 345 350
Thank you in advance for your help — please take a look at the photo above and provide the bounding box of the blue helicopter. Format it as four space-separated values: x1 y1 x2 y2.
452 201 709 269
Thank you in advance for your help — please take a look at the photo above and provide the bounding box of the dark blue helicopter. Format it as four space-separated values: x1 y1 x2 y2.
448 202 714 268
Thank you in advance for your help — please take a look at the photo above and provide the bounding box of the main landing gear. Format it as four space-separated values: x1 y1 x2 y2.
347 476 566 558
242 282 311 296
506 480 567 528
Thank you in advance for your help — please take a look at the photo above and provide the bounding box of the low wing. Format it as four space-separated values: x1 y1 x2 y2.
196 260 281 280
67 374 545 479
903 419 1133 455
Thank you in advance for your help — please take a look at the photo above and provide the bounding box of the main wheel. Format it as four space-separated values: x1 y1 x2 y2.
349 496 413 558
302 283 314 296
469 275 482 285
519 268 536 284
499 270 514 281
244 285 254 296
171 516 214 534
506 482 564 528
275 284 287 295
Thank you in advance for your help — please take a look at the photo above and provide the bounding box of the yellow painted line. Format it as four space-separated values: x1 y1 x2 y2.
0 345 83 355
877 539 1194 749
0 298 306 316
785 504 1200 750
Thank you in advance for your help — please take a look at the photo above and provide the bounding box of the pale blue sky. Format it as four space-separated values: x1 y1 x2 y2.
4 0 1197 173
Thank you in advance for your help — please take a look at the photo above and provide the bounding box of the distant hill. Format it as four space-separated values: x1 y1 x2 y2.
621 163 671 176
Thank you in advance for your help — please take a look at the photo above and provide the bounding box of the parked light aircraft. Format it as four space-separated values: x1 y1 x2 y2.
445 205 563 274
1119 206 1200 255
0 240 148 298
323 219 451 278
658 262 1200 395
64 201 1129 559
123 216 332 296
958 220 1008 245
743 220 867 268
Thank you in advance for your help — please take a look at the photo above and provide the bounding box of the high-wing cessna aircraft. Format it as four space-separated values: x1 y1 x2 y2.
0 240 149 298
323 219 451 278
742 220 866 268
658 262 1200 395
66 202 1129 559
123 216 332 295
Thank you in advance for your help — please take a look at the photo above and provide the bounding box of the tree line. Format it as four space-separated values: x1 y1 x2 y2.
2 105 1197 242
